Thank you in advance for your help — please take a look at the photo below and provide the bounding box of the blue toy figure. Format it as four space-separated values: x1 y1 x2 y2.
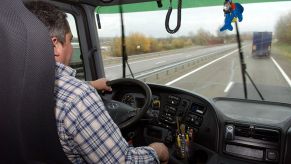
220 0 244 31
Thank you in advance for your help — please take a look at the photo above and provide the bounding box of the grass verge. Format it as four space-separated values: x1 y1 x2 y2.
273 42 291 59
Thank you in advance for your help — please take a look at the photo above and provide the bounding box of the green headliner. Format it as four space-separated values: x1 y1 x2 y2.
97 0 290 13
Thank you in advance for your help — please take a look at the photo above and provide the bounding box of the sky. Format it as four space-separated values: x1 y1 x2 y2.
68 1 291 38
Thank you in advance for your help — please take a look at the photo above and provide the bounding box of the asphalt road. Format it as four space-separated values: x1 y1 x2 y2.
104 44 237 79
166 45 291 103
104 43 291 104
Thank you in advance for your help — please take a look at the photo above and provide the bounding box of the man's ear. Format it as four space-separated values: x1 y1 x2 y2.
51 36 60 57
51 36 58 47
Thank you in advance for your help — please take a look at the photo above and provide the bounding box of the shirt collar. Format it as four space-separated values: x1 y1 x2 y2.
55 62 76 77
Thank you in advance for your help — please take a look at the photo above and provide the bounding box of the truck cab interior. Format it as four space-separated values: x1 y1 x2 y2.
1 0 291 164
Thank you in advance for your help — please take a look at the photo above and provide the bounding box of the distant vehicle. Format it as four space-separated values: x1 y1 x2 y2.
252 32 272 57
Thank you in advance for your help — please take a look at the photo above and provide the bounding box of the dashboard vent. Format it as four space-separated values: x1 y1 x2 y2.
233 124 280 143
253 127 280 142
234 124 250 137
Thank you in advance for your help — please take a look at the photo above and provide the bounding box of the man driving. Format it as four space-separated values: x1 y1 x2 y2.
24 1 169 163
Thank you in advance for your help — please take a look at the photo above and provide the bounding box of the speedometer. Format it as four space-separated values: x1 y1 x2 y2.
121 94 136 107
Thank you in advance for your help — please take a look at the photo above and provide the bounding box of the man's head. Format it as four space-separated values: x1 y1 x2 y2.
25 1 73 65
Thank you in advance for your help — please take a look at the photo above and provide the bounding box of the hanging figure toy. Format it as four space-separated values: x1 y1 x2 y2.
220 0 244 31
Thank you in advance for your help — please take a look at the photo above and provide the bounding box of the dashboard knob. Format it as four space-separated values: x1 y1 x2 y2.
225 125 235 140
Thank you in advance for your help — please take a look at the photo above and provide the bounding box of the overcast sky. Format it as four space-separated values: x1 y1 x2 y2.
68 1 291 38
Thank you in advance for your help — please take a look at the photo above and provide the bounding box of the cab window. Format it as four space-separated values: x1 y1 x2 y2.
67 13 84 80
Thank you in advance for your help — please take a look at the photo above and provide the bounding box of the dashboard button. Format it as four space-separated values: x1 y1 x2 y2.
225 125 235 140
194 120 202 126
168 95 180 106
267 149 278 161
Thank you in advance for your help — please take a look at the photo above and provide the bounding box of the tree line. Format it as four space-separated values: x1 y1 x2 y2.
109 29 227 57
275 11 291 43
101 11 291 58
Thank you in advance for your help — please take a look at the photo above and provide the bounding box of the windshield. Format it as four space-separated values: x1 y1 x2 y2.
94 1 291 104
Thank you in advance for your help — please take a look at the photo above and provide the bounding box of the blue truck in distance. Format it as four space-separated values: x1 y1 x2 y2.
252 32 272 57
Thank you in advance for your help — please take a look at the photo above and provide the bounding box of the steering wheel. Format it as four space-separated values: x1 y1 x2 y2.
102 78 152 129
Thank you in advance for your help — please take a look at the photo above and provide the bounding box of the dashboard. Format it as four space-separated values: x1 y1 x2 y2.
104 82 291 164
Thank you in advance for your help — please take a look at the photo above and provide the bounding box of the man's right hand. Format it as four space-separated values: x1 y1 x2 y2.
89 78 112 92
149 142 169 164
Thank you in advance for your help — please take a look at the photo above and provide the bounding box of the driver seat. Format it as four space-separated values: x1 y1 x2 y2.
0 0 70 163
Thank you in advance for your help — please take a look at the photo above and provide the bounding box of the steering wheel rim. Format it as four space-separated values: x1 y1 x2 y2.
103 78 152 129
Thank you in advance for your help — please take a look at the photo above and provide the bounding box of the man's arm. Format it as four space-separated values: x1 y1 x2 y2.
65 87 166 163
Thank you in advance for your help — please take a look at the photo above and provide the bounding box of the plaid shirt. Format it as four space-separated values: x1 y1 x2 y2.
54 62 159 164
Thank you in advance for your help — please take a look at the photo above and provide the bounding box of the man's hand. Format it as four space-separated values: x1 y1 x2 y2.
90 78 112 92
149 142 169 164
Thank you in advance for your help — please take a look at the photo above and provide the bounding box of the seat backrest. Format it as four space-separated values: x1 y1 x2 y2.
0 0 70 163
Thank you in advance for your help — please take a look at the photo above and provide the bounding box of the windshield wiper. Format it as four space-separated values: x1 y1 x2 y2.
119 1 134 79
235 21 264 100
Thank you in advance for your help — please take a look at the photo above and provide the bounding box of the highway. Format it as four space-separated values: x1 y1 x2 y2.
104 44 237 79
104 43 291 104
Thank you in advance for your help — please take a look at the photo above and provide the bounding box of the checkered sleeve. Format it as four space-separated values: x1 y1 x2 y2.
64 87 159 164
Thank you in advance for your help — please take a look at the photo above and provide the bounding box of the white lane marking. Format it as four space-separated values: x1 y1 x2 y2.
165 49 238 86
156 61 166 65
224 60 236 93
271 57 291 88
105 53 183 69
224 81 234 93
105 64 122 69
136 52 219 78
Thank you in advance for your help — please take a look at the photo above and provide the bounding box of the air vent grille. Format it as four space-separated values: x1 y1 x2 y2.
233 124 280 143
234 124 250 137
253 127 280 142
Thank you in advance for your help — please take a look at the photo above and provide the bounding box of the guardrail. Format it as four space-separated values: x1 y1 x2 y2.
103 46 205 65
71 46 237 82
131 51 225 82
71 51 219 81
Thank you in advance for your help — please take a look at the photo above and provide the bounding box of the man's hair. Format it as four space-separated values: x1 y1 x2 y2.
24 1 71 44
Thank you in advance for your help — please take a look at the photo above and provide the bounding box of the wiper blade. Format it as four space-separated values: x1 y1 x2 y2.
235 21 248 99
245 71 264 100
119 1 134 79
234 21 264 100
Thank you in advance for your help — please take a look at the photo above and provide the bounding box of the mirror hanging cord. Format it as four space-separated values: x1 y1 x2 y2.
165 0 182 34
